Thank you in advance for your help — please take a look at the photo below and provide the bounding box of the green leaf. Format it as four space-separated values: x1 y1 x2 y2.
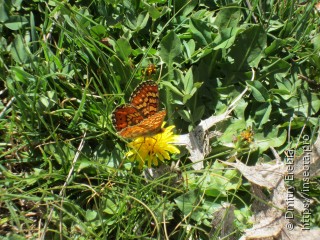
115 38 132 61
192 105 205 122
247 80 269 102
44 144 75 166
271 78 295 100
11 67 35 83
30 12 38 52
162 81 183 97
260 58 291 82
254 103 272 128
229 25 267 69
233 99 248 119
174 0 198 17
90 25 107 38
267 19 284 32
148 0 167 2
178 109 192 122
254 128 287 152
11 34 31 64
219 118 247 145
264 38 286 56
271 88 291 99
159 31 182 65
174 190 201 219
68 87 87 130
147 5 161 20
214 7 241 29
182 68 193 94
279 20 294 38
285 92 320 117
205 168 240 197
86 210 97 221
110 56 131 85
189 18 212 46
213 27 240 50
3 234 25 240
187 161 241 197
182 94 192 104
77 160 94 172
4 15 28 30
12 0 23 9
0 1 9 22
183 39 195 60
62 14 76 29
103 199 118 215
312 34 320 51
37 91 58 112
126 12 149 31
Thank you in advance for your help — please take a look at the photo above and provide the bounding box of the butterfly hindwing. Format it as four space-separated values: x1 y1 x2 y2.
112 105 144 132
118 110 166 139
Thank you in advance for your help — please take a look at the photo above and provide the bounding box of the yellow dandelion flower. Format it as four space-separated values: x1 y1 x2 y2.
125 125 180 168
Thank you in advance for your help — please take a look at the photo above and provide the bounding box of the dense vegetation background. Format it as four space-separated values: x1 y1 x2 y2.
1 0 320 239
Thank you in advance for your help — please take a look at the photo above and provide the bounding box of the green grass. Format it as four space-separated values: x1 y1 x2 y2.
1 0 320 239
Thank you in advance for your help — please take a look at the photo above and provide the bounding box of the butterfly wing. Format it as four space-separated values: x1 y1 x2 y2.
129 80 159 118
119 110 166 139
112 104 144 132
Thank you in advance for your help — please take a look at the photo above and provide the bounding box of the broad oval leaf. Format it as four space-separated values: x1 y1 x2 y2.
4 15 28 30
159 31 182 65
115 38 132 61
11 34 30 64
229 25 267 69
214 8 241 29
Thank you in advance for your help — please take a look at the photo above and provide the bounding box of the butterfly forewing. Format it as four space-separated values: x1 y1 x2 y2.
129 80 159 118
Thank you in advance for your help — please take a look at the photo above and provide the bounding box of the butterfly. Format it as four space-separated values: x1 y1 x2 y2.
112 81 166 139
